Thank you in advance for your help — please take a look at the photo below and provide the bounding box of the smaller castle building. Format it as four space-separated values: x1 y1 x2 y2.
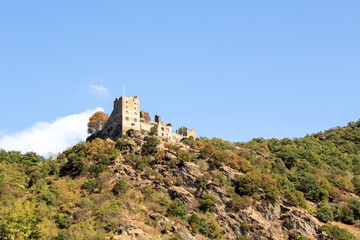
90 96 195 142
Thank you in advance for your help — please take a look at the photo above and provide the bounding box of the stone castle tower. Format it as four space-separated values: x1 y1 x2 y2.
88 96 195 142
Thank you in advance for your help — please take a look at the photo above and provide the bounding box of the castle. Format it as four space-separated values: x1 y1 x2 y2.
88 96 195 142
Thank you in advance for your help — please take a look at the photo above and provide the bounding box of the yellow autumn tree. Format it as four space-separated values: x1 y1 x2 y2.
87 111 109 134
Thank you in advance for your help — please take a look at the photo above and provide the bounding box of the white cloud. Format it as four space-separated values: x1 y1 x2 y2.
0 108 103 157
89 84 109 96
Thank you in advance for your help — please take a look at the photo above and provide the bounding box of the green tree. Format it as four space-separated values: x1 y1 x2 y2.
176 126 188 136
150 124 159 136
142 136 160 155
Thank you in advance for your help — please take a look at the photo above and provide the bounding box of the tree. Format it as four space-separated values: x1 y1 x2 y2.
142 136 160 155
150 124 158 136
176 126 188 136
87 111 109 134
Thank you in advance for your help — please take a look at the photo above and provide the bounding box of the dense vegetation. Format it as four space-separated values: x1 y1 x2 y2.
1 120 360 239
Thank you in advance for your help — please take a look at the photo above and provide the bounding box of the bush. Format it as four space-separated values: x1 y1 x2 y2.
316 203 334 222
89 164 108 177
264 185 280 203
60 153 89 177
234 175 259 196
167 198 188 219
0 219 10 239
230 195 254 211
352 176 360 195
81 179 100 194
115 138 134 152
55 213 72 229
112 179 130 196
188 213 225 239
198 194 217 213
336 205 355 224
347 198 360 220
176 150 193 162
188 213 207 234
322 225 356 240
295 173 329 202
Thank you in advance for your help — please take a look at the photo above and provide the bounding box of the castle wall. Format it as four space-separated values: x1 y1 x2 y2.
91 95 195 142
140 122 153 132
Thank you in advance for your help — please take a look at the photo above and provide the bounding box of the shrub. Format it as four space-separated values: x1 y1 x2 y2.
112 179 130 196
335 205 355 224
115 138 134 152
283 189 307 208
135 156 150 171
126 129 135 137
198 194 217 213
0 219 10 239
167 198 188 219
347 198 360 220
352 176 360 195
89 164 108 177
316 202 334 222
295 173 329 202
234 175 259 196
176 150 193 162
188 213 225 239
264 185 280 203
55 213 72 229
188 213 207 234
230 195 254 211
322 224 356 240
60 153 89 177
81 179 100 194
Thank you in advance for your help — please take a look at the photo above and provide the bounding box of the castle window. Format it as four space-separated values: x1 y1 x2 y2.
134 119 138 122
161 127 164 131
134 112 137 115
131 123 135 126
125 110 129 114
125 117 129 121
126 106 128 109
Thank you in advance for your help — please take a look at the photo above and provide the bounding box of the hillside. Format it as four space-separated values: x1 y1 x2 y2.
1 121 360 239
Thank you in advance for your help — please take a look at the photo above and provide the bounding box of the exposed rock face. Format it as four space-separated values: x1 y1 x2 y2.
107 136 332 240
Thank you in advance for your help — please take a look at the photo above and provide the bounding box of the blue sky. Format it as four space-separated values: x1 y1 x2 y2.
0 1 359 155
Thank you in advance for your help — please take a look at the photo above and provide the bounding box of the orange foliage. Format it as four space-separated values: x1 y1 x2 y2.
87 111 109 134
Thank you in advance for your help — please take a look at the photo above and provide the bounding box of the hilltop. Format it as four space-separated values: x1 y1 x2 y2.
1 121 360 239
